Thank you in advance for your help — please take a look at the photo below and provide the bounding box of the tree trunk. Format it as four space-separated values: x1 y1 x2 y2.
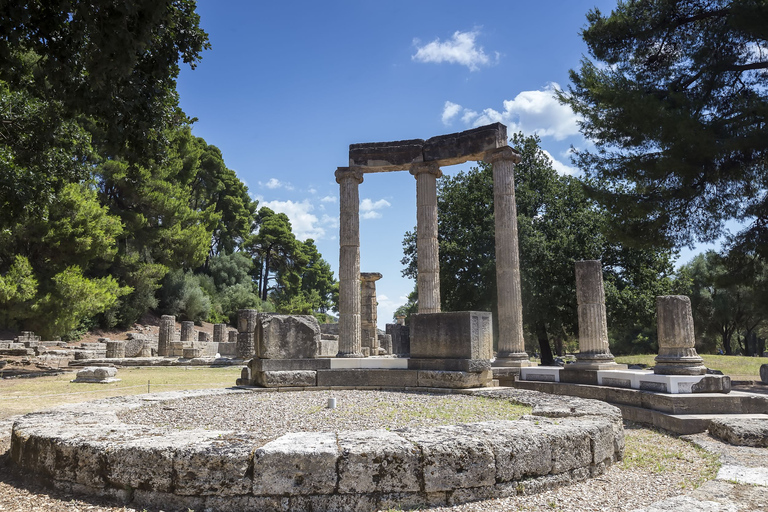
536 321 554 366
553 337 563 357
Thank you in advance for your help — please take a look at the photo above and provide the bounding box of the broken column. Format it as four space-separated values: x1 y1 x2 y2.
336 167 364 357
237 309 258 360
410 162 442 314
655 295 706 375
213 323 226 344
105 340 125 359
360 272 383 355
158 315 175 357
486 147 530 368
180 321 194 343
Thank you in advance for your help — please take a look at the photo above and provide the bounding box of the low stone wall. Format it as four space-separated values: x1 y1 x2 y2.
9 388 623 512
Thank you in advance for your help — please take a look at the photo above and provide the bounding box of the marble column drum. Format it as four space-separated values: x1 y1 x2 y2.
571 260 624 370
158 315 175 357
336 168 364 357
410 162 442 314
655 295 707 375
486 147 530 367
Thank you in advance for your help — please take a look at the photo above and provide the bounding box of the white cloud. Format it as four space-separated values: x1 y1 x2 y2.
542 149 577 176
321 195 337 203
260 199 325 241
360 198 391 211
442 83 580 141
362 211 382 220
441 101 462 125
308 187 317 194
260 178 294 191
412 30 495 71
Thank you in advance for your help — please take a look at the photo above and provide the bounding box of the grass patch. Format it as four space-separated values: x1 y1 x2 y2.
615 353 767 380
0 366 242 420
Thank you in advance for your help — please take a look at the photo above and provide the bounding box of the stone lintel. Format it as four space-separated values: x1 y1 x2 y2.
348 123 507 172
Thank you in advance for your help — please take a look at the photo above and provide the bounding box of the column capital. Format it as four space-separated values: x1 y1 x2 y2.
484 146 522 165
409 161 442 179
360 272 383 282
335 167 364 184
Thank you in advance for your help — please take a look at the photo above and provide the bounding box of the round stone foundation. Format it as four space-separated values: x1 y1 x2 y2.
10 387 624 511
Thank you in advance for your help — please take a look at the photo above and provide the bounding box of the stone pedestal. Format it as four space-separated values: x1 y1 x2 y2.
180 321 194 342
486 147 531 367
410 163 442 314
168 341 185 357
336 168 364 357
655 295 706 375
213 323 227 344
360 272 382 355
158 315 175 357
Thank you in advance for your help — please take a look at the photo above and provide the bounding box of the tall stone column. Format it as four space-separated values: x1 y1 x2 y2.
655 296 706 375
158 315 175 357
360 272 383 354
571 260 624 369
410 162 442 314
486 147 530 367
336 168 364 357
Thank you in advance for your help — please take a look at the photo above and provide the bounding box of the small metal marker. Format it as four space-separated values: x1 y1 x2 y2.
327 397 336 409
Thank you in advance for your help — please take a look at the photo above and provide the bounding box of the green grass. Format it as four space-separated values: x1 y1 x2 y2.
615 353 767 380
0 366 242 420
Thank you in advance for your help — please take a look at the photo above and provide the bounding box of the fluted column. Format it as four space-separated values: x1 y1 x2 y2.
410 162 442 314
336 167 364 357
360 272 383 355
574 260 617 365
486 147 530 367
655 296 706 375
158 315 175 357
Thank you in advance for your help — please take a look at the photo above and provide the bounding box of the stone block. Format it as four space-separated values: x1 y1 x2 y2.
123 338 147 358
386 323 410 355
709 417 768 447
423 123 507 167
349 138 425 170
318 337 338 357
417 370 493 389
410 311 492 360
253 370 317 388
379 333 392 355
217 342 237 357
106 439 175 492
408 358 491 373
316 369 419 387
691 375 731 393
72 366 119 383
182 348 202 359
401 425 496 492
257 314 320 359
250 358 331 371
168 341 184 357
172 437 253 495
337 429 421 494
761 364 768 384
319 323 339 336
252 432 338 495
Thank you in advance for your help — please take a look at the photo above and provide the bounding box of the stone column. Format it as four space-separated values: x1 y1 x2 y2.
237 309 258 360
360 272 383 355
655 296 706 375
571 260 625 369
158 315 175 357
486 147 530 367
213 323 226 344
106 340 125 359
336 167 364 357
180 321 194 343
410 162 442 314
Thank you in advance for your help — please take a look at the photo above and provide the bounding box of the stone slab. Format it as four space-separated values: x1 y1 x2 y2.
249 358 332 371
410 311 492 360
316 369 418 387
408 358 491 373
253 432 339 495
329 358 408 370
520 366 561 382
708 417 768 447
417 370 494 389
253 370 317 388
349 138 425 171
257 314 320 360
422 123 508 167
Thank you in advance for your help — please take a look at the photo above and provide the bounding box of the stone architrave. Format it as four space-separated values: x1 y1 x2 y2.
486 147 531 367
655 296 707 375
213 323 226 344
180 321 194 343
158 315 175 357
410 162 442 314
237 309 258 360
360 272 383 354
336 168 364 357
571 260 625 370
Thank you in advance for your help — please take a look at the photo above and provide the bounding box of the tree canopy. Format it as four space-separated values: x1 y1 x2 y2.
559 0 768 254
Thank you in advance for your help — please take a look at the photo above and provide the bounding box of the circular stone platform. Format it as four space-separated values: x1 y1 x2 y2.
10 387 624 512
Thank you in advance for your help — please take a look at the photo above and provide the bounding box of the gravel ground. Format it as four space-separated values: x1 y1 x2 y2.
0 388 729 512
117 389 530 441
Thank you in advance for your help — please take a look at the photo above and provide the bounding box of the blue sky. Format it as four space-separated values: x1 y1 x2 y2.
176 1 716 328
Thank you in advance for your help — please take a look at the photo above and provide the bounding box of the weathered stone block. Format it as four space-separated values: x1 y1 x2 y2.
252 432 338 495
72 366 119 383
316 369 418 387
423 123 507 167
337 429 421 493
386 323 410 355
408 358 491 373
401 425 496 492
172 436 253 495
709 417 768 447
410 311 492 360
761 364 768 384
257 314 320 359
254 370 317 388
106 439 175 492
217 341 237 357
349 138 425 170
250 358 331 372
417 370 493 389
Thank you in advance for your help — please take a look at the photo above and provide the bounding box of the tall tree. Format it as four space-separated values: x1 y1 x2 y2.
559 0 768 253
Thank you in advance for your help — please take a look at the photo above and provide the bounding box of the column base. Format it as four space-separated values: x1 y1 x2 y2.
492 354 533 368
567 361 628 371
654 355 706 375
336 351 364 358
